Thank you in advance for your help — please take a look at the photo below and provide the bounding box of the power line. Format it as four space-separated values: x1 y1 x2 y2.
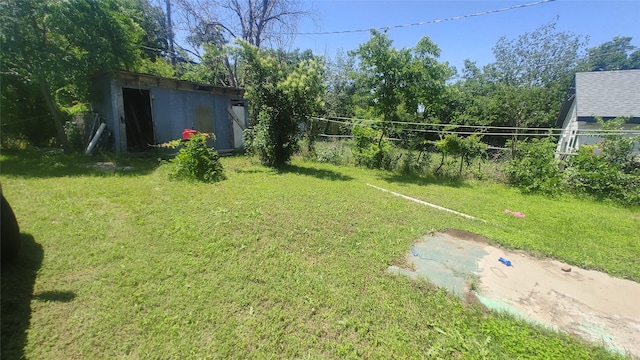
313 116 640 137
312 116 557 131
296 0 556 36
311 116 640 134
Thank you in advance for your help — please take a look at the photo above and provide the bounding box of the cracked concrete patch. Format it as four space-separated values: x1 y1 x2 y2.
388 231 640 357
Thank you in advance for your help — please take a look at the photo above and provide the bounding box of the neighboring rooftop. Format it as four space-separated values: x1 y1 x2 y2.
557 69 640 126
575 70 640 119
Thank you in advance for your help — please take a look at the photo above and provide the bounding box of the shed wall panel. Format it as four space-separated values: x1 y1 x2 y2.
92 72 244 152
150 90 233 149
213 96 231 150
151 88 191 143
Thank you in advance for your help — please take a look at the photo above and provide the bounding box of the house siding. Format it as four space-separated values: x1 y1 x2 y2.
557 100 577 154
557 70 640 155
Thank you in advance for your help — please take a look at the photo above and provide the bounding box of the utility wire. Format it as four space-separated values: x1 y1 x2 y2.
312 116 640 133
296 0 555 35
311 116 640 134
313 117 640 137
312 116 557 131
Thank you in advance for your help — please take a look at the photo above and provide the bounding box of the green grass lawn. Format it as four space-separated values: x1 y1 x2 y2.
1 150 638 359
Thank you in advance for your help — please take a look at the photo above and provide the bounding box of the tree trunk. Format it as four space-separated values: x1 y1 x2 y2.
306 119 315 154
435 152 445 174
224 56 237 88
375 129 386 168
39 81 70 153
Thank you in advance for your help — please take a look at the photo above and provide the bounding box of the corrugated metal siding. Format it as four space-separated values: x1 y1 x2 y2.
90 74 115 132
151 88 181 143
213 95 232 150
92 72 245 152
151 88 233 149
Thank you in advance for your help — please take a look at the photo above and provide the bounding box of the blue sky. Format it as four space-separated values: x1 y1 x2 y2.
289 0 640 72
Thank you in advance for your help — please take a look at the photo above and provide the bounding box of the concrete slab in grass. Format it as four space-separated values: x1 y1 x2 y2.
388 232 487 296
388 230 640 357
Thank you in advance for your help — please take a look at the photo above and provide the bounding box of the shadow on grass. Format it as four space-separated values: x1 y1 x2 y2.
280 164 354 181
33 291 76 303
0 149 160 179
378 172 471 188
1 234 44 360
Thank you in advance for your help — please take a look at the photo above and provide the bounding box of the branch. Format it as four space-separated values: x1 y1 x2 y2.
175 44 202 61
205 22 237 39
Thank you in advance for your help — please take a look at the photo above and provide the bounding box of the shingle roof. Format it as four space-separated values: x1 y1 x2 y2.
575 70 640 118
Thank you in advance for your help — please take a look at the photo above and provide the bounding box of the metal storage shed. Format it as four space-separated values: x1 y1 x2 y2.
91 71 248 153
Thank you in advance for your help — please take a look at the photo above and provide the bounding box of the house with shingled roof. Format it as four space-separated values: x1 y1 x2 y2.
556 70 640 155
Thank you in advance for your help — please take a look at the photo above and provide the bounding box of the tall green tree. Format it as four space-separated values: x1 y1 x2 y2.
174 0 313 89
489 19 587 87
175 0 309 49
1 0 144 151
348 30 452 168
584 36 640 71
487 20 587 128
350 30 453 135
239 41 325 167
323 49 356 120
178 43 236 86
452 20 588 143
121 0 169 60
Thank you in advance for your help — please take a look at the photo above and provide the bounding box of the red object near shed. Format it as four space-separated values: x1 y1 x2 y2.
182 129 197 140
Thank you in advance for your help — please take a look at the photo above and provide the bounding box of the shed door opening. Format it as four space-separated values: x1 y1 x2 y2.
123 88 155 151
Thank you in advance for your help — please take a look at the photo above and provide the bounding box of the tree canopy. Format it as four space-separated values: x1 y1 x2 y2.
175 0 309 50
239 41 325 167
452 20 591 138
584 36 640 71
489 19 587 87
1 0 146 150
349 30 453 129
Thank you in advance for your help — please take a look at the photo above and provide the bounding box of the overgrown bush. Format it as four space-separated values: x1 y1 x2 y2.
351 125 393 169
502 119 639 205
314 142 346 165
0 134 31 150
563 145 640 205
398 150 431 175
561 118 640 205
64 120 85 153
242 109 299 168
238 42 325 168
435 134 487 177
250 107 300 167
165 133 226 183
505 137 562 194
243 127 256 157
595 117 640 173
399 151 418 175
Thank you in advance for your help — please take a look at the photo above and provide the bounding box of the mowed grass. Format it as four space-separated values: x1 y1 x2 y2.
1 150 638 359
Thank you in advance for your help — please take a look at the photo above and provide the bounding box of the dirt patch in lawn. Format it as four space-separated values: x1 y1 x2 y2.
388 231 640 357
